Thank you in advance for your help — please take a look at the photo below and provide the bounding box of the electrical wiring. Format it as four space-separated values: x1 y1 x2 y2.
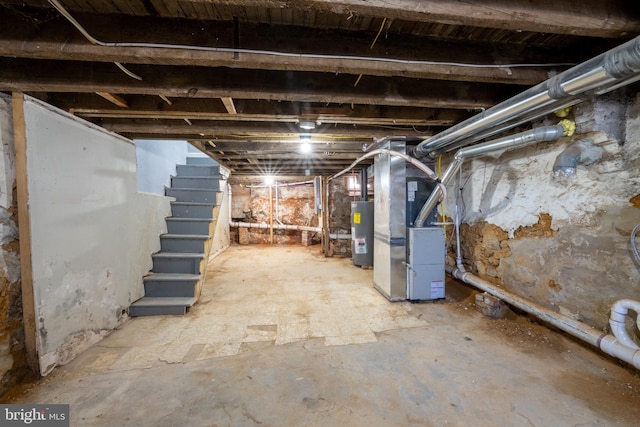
632 223 640 263
329 148 447 203
48 0 576 84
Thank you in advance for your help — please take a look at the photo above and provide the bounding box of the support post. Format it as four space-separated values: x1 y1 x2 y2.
269 184 274 244
12 93 39 374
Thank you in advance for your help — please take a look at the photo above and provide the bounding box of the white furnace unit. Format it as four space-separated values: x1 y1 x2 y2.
406 227 445 300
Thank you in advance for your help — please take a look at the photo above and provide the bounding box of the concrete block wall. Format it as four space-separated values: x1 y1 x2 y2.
443 91 640 330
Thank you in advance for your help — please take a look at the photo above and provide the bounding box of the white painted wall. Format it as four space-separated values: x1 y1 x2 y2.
22 97 171 375
134 139 189 195
450 132 636 237
209 183 231 260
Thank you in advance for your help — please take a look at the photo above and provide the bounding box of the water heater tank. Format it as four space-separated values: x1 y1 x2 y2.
351 201 374 267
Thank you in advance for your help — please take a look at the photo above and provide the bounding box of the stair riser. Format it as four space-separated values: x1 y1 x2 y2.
176 165 219 177
152 257 202 274
171 177 221 190
144 281 197 298
166 188 219 203
129 305 187 316
171 203 216 218
186 157 216 166
161 237 209 253
166 220 213 235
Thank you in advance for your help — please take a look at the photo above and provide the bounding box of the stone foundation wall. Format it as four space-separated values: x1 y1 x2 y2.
444 91 640 330
327 177 352 257
230 183 320 245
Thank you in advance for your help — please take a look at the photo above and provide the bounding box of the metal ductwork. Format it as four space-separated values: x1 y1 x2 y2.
552 138 604 177
413 35 640 159
414 125 567 227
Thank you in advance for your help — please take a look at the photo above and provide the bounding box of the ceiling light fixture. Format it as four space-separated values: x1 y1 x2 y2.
264 175 274 186
299 121 316 130
300 142 312 154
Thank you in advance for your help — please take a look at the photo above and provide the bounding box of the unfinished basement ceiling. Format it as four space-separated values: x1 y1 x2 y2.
0 1 638 177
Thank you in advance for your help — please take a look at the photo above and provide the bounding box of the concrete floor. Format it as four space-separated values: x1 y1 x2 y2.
5 245 640 426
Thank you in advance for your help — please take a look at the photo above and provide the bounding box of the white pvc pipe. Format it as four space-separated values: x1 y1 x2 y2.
329 233 352 239
230 221 321 233
245 180 314 189
609 299 640 350
447 265 640 370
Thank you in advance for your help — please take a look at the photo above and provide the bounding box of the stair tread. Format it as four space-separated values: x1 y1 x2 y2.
161 233 211 239
152 252 206 258
144 273 201 281
172 174 223 179
171 201 217 206
165 217 214 222
167 187 219 191
131 297 197 307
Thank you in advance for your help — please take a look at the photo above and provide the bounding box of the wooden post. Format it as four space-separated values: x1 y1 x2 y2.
323 176 330 256
12 93 39 374
269 184 274 245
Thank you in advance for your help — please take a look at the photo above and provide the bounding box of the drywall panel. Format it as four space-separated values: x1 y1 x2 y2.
209 183 230 260
135 139 188 195
22 97 170 375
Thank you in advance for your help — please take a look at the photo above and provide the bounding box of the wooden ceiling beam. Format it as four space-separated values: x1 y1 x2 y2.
0 59 516 109
45 94 472 126
95 92 128 108
219 153 364 160
189 141 371 152
0 10 567 85
98 118 436 138
221 97 237 114
186 0 640 38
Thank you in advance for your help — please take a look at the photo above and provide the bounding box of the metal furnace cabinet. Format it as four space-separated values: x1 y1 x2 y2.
407 227 445 300
373 137 408 300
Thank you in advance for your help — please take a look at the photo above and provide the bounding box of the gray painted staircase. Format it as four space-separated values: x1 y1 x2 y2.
129 157 222 316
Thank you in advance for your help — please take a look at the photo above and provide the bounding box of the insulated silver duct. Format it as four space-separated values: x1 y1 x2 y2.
413 35 640 159
414 125 567 227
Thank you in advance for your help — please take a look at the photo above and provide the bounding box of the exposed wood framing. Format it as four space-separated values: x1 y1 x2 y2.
12 93 39 374
95 92 129 108
221 97 237 115
190 0 640 37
